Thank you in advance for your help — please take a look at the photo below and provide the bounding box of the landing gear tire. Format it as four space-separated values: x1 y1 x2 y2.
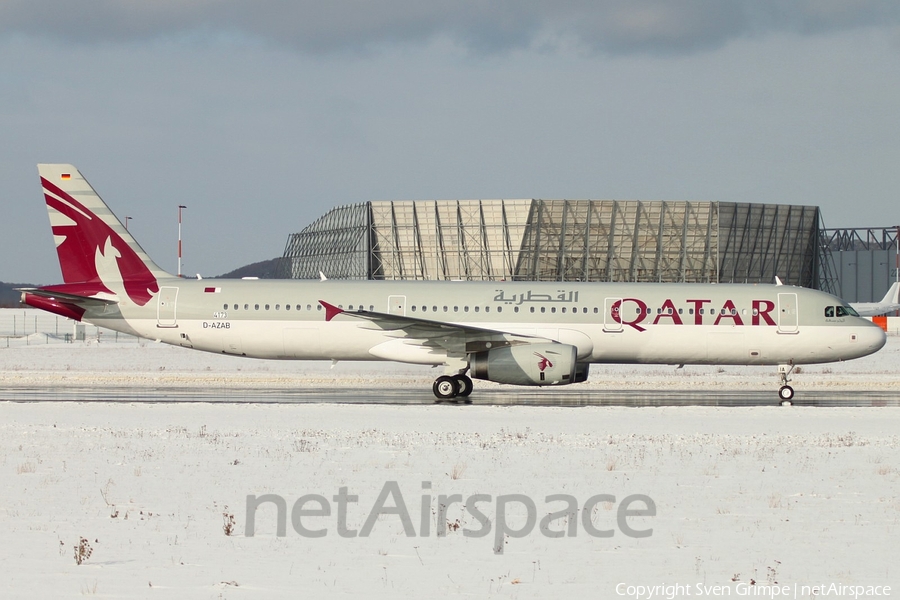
433 375 459 400
778 385 794 405
453 374 473 399
777 364 796 405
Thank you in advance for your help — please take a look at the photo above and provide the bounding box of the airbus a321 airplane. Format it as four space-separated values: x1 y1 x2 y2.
22 164 887 403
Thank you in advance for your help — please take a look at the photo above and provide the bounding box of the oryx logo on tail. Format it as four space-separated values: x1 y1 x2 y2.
41 173 159 306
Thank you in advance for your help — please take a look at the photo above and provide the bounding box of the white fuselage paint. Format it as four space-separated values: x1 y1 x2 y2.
84 279 886 368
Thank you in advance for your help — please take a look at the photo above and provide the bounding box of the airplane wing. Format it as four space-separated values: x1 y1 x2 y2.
319 300 553 356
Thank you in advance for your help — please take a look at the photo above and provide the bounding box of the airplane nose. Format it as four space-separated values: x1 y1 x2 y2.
862 322 888 354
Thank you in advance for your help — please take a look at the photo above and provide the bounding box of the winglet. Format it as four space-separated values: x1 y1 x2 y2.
319 300 343 322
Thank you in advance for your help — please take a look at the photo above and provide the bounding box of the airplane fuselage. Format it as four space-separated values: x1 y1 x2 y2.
76 278 885 367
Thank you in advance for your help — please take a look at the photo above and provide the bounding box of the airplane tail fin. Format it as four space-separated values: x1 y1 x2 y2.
37 164 172 306
880 281 900 304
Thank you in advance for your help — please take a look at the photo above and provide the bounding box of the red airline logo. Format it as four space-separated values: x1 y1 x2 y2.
42 177 159 306
534 352 554 372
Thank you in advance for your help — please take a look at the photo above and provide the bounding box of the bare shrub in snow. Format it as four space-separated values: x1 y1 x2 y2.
222 509 236 536
73 537 93 565
449 462 467 480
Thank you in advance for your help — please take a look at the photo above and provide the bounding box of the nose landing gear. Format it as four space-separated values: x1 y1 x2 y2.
778 364 795 405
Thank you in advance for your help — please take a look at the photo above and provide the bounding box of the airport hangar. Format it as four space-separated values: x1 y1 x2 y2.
276 199 899 303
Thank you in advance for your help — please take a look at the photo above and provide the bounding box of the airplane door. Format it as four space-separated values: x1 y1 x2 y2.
777 293 799 334
157 286 179 328
603 297 623 333
388 295 406 316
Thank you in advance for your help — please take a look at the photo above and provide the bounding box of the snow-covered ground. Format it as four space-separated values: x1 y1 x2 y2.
1 329 899 598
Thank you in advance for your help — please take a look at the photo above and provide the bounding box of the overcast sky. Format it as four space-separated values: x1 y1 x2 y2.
2 1 900 284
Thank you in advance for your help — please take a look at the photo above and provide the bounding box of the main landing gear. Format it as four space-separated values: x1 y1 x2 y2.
778 364 795 405
433 373 474 403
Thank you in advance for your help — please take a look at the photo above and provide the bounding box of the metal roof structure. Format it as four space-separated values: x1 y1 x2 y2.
279 199 828 289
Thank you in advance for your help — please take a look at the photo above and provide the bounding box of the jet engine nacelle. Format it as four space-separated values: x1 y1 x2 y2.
470 343 578 386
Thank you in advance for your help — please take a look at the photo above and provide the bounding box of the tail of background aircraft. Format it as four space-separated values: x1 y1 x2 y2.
37 164 172 306
879 281 900 305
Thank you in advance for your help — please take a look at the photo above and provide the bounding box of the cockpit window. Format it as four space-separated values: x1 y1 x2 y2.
824 306 834 318
836 305 859 317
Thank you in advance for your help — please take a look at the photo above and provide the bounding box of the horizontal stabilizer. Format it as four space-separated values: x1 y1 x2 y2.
18 286 119 306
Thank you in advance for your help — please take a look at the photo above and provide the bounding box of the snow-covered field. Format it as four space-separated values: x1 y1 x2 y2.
1 331 899 598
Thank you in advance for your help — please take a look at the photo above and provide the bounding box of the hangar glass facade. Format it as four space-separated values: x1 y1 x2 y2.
279 200 827 289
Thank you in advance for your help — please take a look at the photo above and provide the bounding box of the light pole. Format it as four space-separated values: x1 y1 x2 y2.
178 205 187 278
124 216 132 231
